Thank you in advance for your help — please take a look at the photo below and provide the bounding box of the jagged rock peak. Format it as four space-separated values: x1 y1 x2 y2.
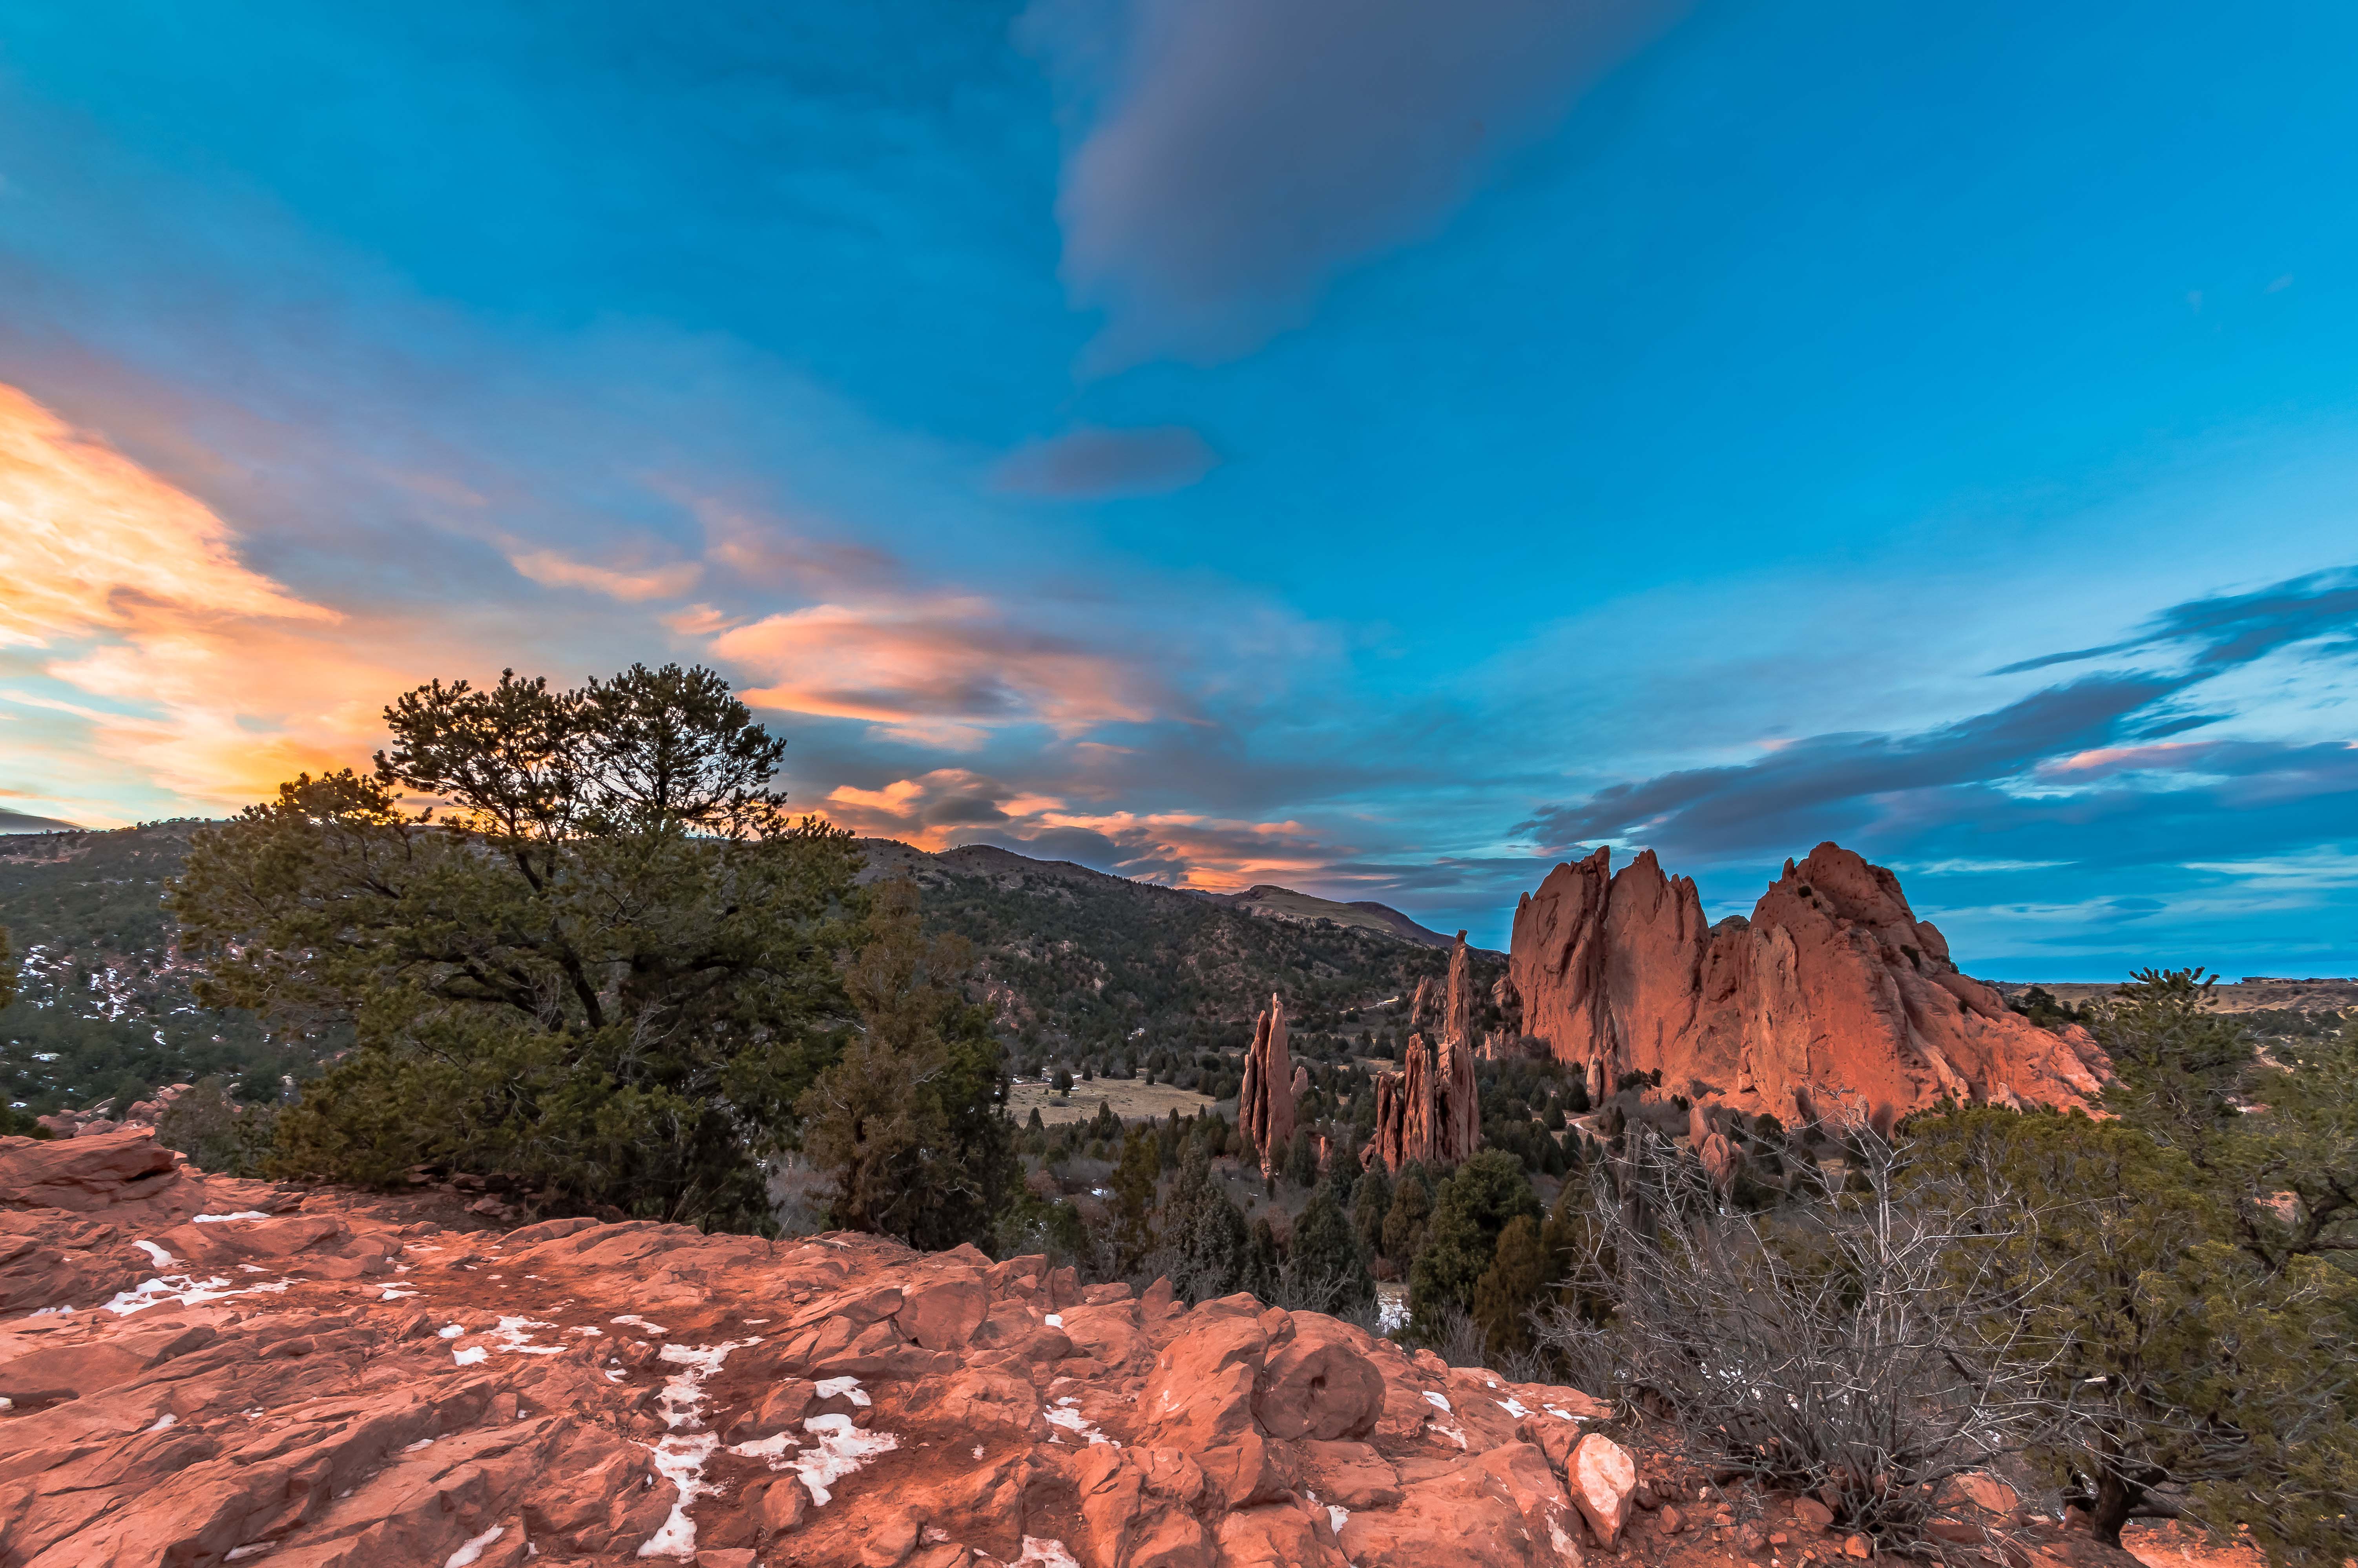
1363 933 1483 1174
1507 841 2111 1128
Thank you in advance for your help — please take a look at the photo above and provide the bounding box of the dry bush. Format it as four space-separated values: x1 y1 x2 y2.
1536 1125 2064 1552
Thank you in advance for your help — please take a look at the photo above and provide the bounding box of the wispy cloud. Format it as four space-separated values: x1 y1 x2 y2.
0 381 427 805
1992 565 2358 675
990 424 1219 498
0 383 334 646
506 547 702 603
1517 567 2358 904
823 764 1341 888
1021 0 1685 368
712 594 1161 745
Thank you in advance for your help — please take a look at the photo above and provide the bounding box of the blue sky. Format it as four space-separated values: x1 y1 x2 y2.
2 1 2355 974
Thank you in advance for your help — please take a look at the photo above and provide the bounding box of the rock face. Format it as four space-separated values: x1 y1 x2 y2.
1363 935 1483 1174
1236 994 1296 1177
0 1129 1620 1568
1509 842 2111 1125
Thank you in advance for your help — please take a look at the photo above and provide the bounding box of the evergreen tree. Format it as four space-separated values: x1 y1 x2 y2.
1382 1163 1433 1263
1285 1126 1321 1188
798 876 1017 1251
1158 1145 1254 1302
175 664 864 1232
1246 1213 1282 1300
1409 1150 1542 1339
1111 1122 1162 1272
1352 1163 1393 1258
1471 1214 1548 1358
1908 1106 2357 1560
1290 1175 1374 1312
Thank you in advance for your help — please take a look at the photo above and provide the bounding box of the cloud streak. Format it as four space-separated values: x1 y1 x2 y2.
823 765 1341 889
1519 566 2358 897
1023 0 1685 367
711 594 1162 745
0 383 335 646
991 424 1218 498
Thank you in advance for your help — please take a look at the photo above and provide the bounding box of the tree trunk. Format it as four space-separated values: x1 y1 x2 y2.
2088 1469 2135 1548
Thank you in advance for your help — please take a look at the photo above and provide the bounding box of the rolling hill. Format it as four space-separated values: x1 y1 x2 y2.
1 824 1496 1118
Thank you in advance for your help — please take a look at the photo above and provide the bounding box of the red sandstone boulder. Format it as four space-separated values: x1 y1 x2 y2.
1571 1430 1639 1545
0 1128 176 1211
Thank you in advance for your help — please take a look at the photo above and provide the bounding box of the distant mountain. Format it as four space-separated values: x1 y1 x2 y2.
1197 883 1460 949
0 825 1498 1117
855 839 1493 1061
0 807 83 834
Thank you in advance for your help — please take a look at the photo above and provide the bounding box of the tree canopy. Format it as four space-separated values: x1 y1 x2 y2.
170 664 865 1231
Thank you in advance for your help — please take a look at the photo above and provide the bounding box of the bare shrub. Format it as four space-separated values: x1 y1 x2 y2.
1428 1304 1491 1368
1536 1124 2062 1551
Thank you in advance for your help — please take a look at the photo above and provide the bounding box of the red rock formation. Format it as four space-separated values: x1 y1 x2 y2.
1363 936 1484 1174
1509 842 2111 1127
0 1128 1628 1568
1237 993 1296 1177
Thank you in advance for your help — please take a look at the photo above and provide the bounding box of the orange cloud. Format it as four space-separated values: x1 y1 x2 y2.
507 546 702 602
825 766 1337 890
0 381 410 807
0 383 334 647
715 596 1156 744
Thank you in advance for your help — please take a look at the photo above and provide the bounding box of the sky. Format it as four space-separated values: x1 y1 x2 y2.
3 1 2356 976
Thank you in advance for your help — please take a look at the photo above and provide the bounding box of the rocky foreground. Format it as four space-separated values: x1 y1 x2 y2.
3 1130 2149 1568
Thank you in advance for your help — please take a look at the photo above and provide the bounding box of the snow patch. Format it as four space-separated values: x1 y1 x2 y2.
452 1345 489 1367
813 1375 869 1407
101 1274 285 1316
1498 1396 1532 1418
193 1212 270 1223
1422 1391 1453 1413
491 1316 565 1356
635 1338 760 1559
1044 1397 1116 1447
1013 1539 1082 1568
786 1413 898 1506
444 1524 506 1567
612 1314 668 1336
130 1239 175 1268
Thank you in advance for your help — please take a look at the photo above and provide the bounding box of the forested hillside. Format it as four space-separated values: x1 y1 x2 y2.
1 824 1495 1118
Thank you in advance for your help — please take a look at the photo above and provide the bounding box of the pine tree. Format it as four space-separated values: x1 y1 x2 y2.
1285 1126 1321 1188
798 876 1018 1250
176 664 866 1231
1352 1163 1393 1258
1409 1150 1542 1340
1382 1164 1433 1263
1471 1214 1548 1359
1290 1175 1374 1312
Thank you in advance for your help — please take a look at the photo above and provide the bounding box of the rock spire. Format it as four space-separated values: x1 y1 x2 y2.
1237 991 1296 1177
1363 932 1483 1173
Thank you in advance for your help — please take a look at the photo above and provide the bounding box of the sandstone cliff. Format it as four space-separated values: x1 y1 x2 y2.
1508 843 2110 1125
